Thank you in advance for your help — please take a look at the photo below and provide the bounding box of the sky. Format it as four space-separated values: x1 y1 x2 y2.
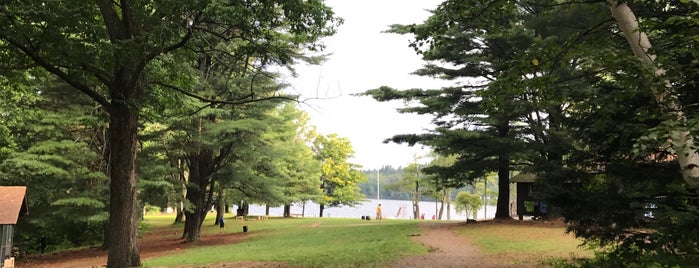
285 0 449 170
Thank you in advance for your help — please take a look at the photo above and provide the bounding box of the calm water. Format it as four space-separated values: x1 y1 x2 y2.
245 199 498 220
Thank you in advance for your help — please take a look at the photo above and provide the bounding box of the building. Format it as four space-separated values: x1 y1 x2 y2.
510 173 547 220
0 186 28 267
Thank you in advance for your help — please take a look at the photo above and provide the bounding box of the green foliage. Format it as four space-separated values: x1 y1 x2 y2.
569 245 697 268
513 0 699 266
454 191 482 220
400 162 427 219
137 121 186 216
468 173 499 206
0 80 109 250
272 104 323 205
143 204 161 215
370 0 699 265
2 139 108 249
314 133 367 208
360 166 414 201
528 1 699 265
221 104 322 208
389 163 425 196
363 0 566 219
1 0 342 263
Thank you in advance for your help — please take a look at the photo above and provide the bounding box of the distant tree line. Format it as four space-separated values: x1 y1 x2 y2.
359 161 500 221
360 165 499 203
360 166 411 201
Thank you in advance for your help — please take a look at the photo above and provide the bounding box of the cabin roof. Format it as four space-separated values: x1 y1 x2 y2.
0 186 28 225
510 173 537 183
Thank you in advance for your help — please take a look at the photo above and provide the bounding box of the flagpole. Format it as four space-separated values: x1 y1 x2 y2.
377 169 380 201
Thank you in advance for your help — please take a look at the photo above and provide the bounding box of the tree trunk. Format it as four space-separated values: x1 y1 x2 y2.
446 190 451 220
495 155 511 219
265 204 270 216
437 190 446 220
412 180 420 220
174 200 186 224
283 204 291 217
242 203 249 216
98 120 110 251
100 221 109 250
608 0 699 188
182 151 214 242
492 122 511 219
106 99 141 268
319 204 325 218
181 112 219 242
174 180 187 224
215 188 225 225
183 183 212 242
182 186 206 241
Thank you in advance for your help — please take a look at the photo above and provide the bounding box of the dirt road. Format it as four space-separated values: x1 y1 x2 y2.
389 222 509 268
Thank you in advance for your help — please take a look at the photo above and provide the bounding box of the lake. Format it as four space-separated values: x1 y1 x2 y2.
245 199 498 221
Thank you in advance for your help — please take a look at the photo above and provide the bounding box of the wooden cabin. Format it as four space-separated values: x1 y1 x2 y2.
510 173 548 220
0 186 28 267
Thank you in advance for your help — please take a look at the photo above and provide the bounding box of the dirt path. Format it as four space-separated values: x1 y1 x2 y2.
17 226 260 268
389 222 504 268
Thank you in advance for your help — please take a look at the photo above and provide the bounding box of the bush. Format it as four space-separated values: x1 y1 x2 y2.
144 204 161 215
540 167 699 267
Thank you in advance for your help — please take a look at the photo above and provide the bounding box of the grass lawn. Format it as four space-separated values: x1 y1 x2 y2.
143 216 425 268
141 215 592 267
454 222 592 266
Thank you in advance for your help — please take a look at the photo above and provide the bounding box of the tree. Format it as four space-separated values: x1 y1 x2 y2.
0 68 41 163
437 0 699 264
272 104 323 217
471 173 498 207
454 191 482 221
313 133 367 217
363 0 537 219
0 1 338 265
227 103 323 218
360 166 412 201
180 76 284 242
607 0 699 188
423 154 460 220
0 81 109 250
137 122 188 223
373 0 697 263
2 141 109 247
538 1 699 264
404 162 424 220
365 2 699 263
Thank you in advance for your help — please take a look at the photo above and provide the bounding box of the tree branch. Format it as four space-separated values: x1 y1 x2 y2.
524 0 606 7
0 34 112 110
152 80 298 107
95 0 123 42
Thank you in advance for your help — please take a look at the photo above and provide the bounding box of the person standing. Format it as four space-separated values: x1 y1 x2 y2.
218 217 225 233
376 204 382 223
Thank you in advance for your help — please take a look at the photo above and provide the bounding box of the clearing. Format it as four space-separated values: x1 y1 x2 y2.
16 218 580 268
